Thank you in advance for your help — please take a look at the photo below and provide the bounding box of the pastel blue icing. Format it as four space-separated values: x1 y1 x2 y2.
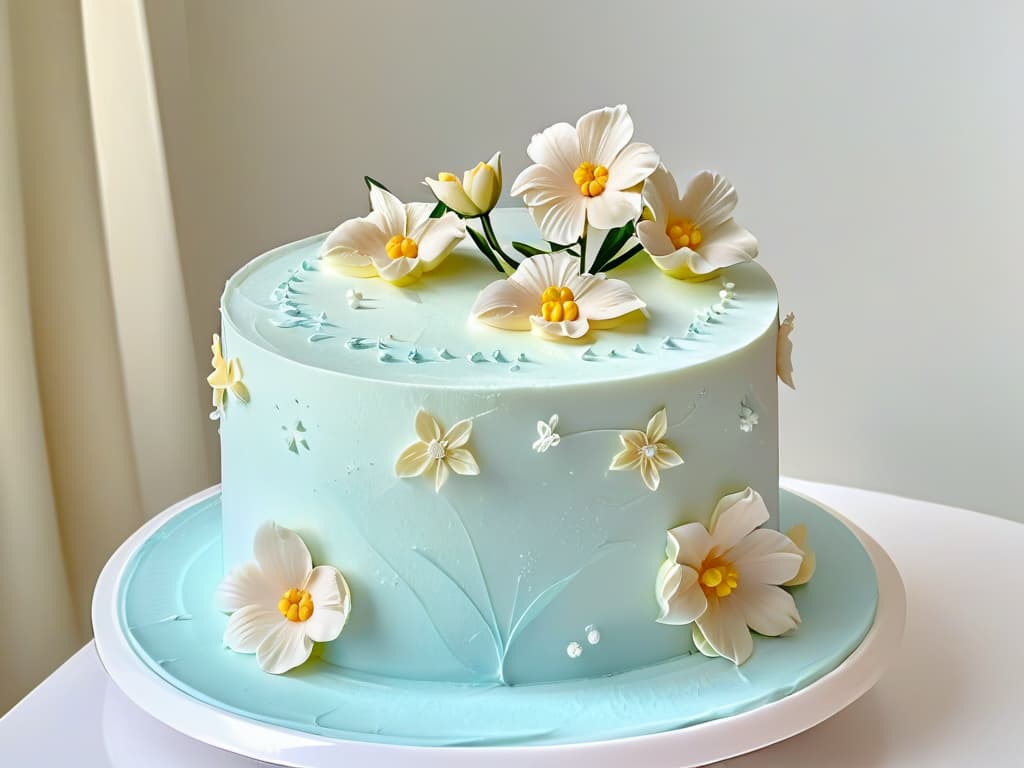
118 491 877 747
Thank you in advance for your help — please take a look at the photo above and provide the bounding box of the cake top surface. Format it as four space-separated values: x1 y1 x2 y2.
222 208 778 389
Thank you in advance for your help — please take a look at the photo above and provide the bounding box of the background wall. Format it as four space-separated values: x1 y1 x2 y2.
147 0 1023 520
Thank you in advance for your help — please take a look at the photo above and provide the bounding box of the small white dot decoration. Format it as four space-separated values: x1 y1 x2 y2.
585 624 601 645
566 641 583 659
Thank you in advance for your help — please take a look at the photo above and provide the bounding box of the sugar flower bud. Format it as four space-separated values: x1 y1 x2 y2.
425 151 502 217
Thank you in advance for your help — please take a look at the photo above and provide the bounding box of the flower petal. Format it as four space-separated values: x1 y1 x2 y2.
471 278 536 330
443 418 473 448
531 196 587 246
529 315 591 340
510 163 576 206
585 188 642 231
569 273 647 322
415 212 466 271
445 447 479 476
253 522 312 591
216 561 277 612
256 619 314 674
607 141 659 190
679 171 738 230
424 177 481 217
375 255 423 286
404 202 437 240
646 407 668 442
690 218 758 272
414 409 441 442
640 459 660 491
369 186 407 236
302 566 351 643
732 583 800 637
728 528 803 586
576 104 633 168
641 164 681 223
784 524 816 586
656 562 707 625
395 442 431 478
636 218 676 258
609 445 641 471
655 444 684 468
708 487 769 553
320 215 386 262
522 121 581 178
696 595 754 665
667 522 713 569
223 605 280 654
692 623 720 658
434 460 450 492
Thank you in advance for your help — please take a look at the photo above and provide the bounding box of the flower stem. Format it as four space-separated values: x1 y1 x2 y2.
480 213 520 271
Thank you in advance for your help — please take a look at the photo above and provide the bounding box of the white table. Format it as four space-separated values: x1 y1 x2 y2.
2 479 1022 767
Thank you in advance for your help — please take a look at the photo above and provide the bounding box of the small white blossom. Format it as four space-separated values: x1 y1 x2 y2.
532 414 561 453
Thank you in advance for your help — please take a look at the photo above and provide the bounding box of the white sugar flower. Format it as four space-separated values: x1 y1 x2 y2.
777 312 796 389
533 414 561 453
655 488 803 665
395 409 480 492
424 152 502 217
216 522 351 674
637 165 758 280
510 105 659 244
739 404 759 433
609 407 684 491
471 250 646 341
207 333 249 420
783 523 816 587
320 187 465 286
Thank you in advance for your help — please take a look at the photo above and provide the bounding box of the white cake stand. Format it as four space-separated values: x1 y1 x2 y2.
93 484 905 768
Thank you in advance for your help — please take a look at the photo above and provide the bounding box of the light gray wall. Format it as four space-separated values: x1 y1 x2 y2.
148 0 1023 520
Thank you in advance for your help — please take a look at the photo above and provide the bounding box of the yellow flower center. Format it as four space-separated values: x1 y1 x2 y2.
573 162 609 197
699 562 739 599
666 218 702 249
385 235 419 260
278 587 314 622
437 171 459 182
540 285 580 322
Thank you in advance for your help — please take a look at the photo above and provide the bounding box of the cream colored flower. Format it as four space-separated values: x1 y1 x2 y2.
510 105 659 244
783 523 816 586
320 187 465 286
207 333 249 420
216 522 351 674
425 152 502 217
609 407 683 491
777 312 796 389
395 409 480 493
471 250 646 341
655 488 803 665
637 165 758 280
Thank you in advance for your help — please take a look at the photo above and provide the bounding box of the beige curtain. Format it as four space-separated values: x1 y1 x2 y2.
0 0 210 713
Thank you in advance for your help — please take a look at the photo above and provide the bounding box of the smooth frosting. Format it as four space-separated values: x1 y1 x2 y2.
120 491 877 747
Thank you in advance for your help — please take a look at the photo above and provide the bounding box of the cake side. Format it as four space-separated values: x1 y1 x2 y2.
217 226 781 684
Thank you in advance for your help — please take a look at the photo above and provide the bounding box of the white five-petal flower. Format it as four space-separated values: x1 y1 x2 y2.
471 250 646 341
510 105 659 245
216 522 351 674
207 333 249 420
637 165 759 280
320 187 466 286
609 407 684 491
532 414 561 453
655 488 803 665
777 312 796 389
395 409 480 492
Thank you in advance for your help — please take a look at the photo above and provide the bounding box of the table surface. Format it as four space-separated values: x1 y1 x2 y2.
3 478 1022 767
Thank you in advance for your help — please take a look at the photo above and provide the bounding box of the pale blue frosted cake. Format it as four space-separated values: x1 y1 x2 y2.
216 205 784 684
208 106 821 696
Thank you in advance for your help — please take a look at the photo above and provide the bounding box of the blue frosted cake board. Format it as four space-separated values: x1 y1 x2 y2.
93 486 903 766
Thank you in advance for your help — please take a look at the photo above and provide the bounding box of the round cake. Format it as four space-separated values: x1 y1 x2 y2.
217 206 783 685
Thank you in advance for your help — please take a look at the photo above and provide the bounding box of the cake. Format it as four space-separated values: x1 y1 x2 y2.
209 105 816 688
